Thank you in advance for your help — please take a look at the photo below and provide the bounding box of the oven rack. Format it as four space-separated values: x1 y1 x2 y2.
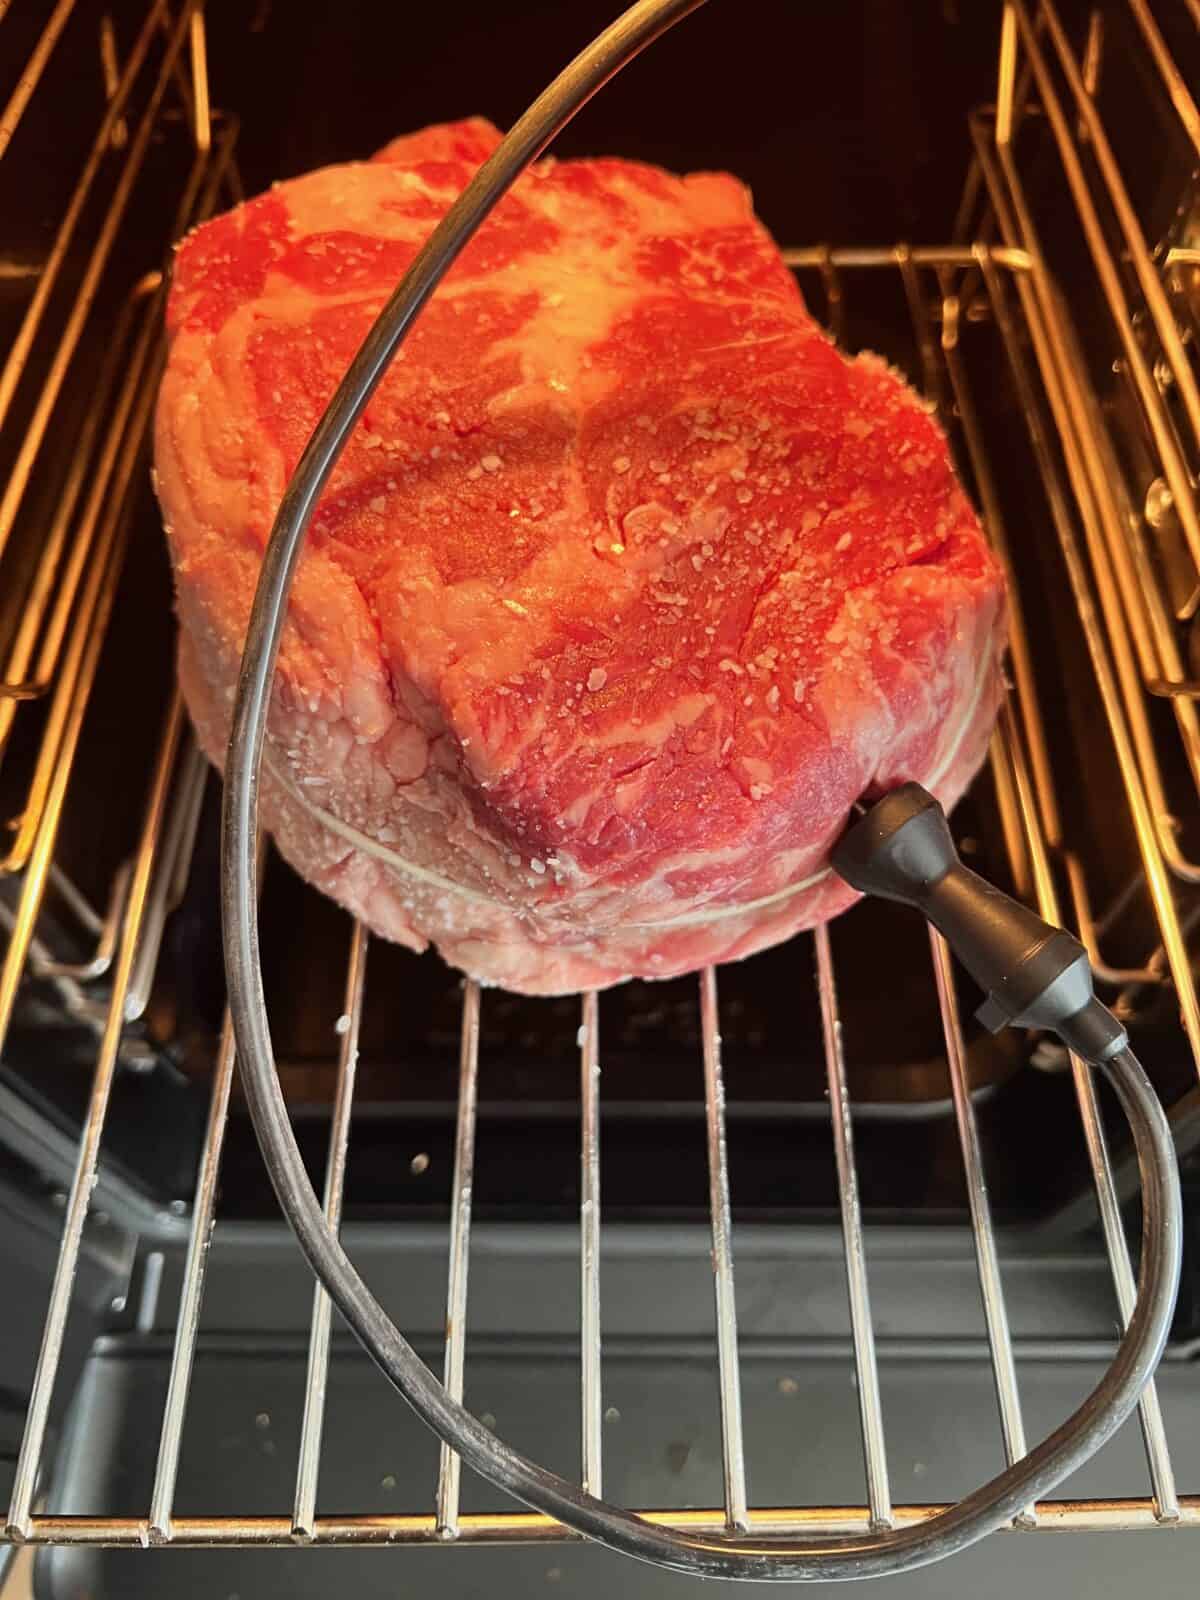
970 0 1200 1032
1 240 1196 1548
1 0 1199 1561
995 1 1200 890
0 0 239 1061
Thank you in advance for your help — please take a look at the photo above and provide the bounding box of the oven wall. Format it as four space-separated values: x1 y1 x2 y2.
206 0 1003 246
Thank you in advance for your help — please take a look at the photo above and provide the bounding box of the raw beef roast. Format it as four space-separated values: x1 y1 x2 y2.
155 118 1006 995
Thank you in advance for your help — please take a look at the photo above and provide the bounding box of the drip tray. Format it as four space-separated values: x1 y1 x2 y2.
38 1224 1200 1599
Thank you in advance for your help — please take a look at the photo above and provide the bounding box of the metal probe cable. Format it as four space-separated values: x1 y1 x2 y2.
220 0 1184 1579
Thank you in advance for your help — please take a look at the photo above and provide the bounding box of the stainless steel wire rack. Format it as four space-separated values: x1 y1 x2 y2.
2 0 1200 1564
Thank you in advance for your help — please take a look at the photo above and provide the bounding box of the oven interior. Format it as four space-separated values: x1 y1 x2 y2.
2 1 1200 1594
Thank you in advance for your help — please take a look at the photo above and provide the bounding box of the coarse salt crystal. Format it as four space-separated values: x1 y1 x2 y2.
587 668 607 692
530 858 546 874
480 453 502 473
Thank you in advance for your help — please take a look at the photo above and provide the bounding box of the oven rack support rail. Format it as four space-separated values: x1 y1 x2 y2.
0 0 1199 1573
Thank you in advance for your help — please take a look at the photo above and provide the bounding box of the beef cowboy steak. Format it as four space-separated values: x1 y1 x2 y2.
154 118 1006 995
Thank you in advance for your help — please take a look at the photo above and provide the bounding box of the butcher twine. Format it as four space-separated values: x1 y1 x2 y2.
265 642 997 935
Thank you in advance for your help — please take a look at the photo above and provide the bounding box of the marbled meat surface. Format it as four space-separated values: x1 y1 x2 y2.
154 118 1006 994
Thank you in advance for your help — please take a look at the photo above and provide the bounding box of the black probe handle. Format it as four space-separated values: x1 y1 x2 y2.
831 783 1127 1065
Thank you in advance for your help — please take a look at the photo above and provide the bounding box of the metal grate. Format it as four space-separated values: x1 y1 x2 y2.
2 0 1200 1559
0 0 240 1057
975 0 1200 1018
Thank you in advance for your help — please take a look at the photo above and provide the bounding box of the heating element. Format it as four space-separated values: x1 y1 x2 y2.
1 0 1200 1573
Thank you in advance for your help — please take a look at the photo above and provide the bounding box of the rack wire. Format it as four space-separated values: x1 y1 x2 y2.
0 0 239 1055
987 0 1200 918
2 0 1200 1561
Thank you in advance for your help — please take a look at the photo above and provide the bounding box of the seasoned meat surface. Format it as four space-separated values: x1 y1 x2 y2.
155 118 1006 994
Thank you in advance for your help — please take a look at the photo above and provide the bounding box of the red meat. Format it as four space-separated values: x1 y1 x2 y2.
155 118 1006 995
